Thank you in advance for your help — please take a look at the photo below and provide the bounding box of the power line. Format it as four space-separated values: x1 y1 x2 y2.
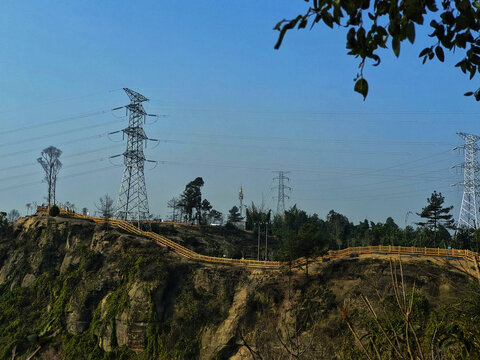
0 144 122 173
0 118 122 148
0 108 115 136
148 104 480 116
0 89 123 116
0 165 117 193
151 154 451 180
0 156 111 183
3 132 113 159
158 131 455 147
151 138 448 156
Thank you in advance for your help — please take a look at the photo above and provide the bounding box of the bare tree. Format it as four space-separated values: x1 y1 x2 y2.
63 201 75 212
25 203 31 215
166 197 178 221
37 146 62 206
81 207 88 216
96 194 114 219
7 209 20 223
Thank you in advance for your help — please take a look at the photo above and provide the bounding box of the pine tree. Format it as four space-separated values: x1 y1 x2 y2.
416 191 455 246
180 177 204 222
227 206 243 223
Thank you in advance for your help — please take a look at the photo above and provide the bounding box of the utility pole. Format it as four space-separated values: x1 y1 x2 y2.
257 222 261 260
272 171 291 215
404 211 413 245
265 222 268 261
111 88 157 227
452 132 480 229
239 186 244 217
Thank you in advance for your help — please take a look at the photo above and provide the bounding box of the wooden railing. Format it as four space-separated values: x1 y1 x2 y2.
57 209 281 269
37 207 479 270
292 245 478 267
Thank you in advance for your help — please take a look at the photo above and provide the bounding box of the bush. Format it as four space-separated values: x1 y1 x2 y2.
224 222 237 231
49 205 60 217
0 212 9 233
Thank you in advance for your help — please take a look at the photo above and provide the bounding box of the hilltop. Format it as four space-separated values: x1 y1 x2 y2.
0 214 479 359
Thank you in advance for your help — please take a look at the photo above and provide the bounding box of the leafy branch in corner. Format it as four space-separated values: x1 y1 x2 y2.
274 0 480 100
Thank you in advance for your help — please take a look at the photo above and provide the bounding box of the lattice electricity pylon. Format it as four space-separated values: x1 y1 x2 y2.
272 171 291 215
111 88 157 225
452 132 480 229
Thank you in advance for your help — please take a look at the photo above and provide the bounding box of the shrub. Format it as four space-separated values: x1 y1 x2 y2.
49 205 60 217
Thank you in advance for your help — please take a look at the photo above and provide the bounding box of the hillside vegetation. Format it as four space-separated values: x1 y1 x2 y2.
0 214 480 359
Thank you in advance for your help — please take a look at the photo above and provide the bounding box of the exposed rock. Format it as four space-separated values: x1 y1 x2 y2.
59 253 81 275
115 282 150 353
66 296 91 334
0 251 26 286
21 273 36 287
66 276 115 334
95 294 114 352
201 286 248 360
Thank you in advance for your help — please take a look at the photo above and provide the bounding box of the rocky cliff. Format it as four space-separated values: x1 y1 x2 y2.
0 214 478 359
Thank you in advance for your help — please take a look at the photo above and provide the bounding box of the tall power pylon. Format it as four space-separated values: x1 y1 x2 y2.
112 88 156 224
272 171 291 214
238 186 244 217
452 132 480 229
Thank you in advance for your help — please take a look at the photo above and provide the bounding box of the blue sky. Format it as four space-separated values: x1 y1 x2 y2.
1 1 479 226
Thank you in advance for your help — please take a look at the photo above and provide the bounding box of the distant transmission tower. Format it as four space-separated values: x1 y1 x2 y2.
272 171 291 214
112 88 157 225
238 186 244 217
452 132 480 229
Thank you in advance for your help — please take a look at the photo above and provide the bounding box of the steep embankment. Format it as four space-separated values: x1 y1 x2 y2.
0 215 479 359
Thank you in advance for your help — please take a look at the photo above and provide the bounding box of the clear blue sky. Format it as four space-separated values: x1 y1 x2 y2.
1 1 479 226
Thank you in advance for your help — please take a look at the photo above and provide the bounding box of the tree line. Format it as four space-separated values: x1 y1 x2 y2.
166 177 223 225
228 190 479 268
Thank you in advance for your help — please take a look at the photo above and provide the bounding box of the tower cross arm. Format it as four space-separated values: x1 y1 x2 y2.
123 88 149 103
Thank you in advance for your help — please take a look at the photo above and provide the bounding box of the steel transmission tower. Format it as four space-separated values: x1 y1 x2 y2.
272 171 291 214
452 132 480 229
112 88 156 224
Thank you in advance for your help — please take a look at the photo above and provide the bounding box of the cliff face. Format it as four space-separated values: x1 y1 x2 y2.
0 215 478 360
0 215 251 359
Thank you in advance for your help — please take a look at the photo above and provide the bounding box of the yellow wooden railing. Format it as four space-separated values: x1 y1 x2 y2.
35 206 480 269
50 208 281 269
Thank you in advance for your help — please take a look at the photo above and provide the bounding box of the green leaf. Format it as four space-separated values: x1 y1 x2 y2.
426 0 438 11
419 47 430 57
274 16 301 50
298 17 308 29
354 78 369 100
406 22 415 44
435 46 445 62
274 27 288 49
392 37 400 57
464 91 474 96
471 54 480 66
470 66 476 80
322 11 334 28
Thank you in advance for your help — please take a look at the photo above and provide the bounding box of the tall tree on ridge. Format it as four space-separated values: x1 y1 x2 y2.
181 177 204 223
37 146 62 206
416 191 455 246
